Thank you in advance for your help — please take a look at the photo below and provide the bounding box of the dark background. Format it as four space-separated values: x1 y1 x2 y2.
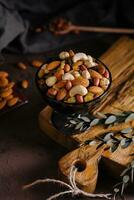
0 0 134 200
0 0 134 53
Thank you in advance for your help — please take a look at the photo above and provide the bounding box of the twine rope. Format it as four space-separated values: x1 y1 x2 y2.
23 163 111 200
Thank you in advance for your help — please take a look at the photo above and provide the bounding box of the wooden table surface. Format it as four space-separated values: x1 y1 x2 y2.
0 35 133 200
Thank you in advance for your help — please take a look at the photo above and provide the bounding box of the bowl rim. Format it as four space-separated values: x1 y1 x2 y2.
35 57 112 107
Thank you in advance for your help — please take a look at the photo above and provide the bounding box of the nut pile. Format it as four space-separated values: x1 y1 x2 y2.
0 71 20 110
37 51 110 104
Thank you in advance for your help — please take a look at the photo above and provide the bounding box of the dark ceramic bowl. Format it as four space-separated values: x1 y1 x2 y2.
35 58 112 114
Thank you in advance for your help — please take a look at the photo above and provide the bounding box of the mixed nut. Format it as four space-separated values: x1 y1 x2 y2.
37 50 111 104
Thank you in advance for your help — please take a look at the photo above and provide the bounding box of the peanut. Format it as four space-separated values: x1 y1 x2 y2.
0 99 6 110
88 86 104 94
7 97 19 107
84 92 94 102
69 85 88 97
66 81 72 90
47 88 58 97
46 76 57 87
47 61 60 71
103 70 110 78
72 77 89 87
80 65 87 71
22 80 29 89
31 60 43 68
93 78 100 86
64 64 70 72
98 65 105 74
56 88 67 101
76 95 84 103
88 69 102 79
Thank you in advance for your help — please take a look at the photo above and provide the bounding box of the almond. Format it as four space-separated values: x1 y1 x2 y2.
55 69 64 80
0 88 13 98
47 61 60 71
56 88 67 101
72 77 89 87
88 69 102 79
5 82 15 89
0 77 9 88
0 71 8 78
0 99 6 110
7 97 19 107
88 86 104 94
5 94 14 100
53 80 66 89
76 95 84 103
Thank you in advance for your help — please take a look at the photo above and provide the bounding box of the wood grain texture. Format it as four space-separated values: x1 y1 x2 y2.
39 36 134 192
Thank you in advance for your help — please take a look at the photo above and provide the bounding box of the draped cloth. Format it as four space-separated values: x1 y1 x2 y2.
0 0 133 53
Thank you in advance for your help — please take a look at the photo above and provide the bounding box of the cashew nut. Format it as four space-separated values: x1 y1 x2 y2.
62 73 75 81
69 85 88 97
46 76 57 87
73 53 88 63
84 55 98 68
59 51 70 60
82 70 91 79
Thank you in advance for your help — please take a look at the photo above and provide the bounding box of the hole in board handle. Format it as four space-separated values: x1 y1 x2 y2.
74 160 87 172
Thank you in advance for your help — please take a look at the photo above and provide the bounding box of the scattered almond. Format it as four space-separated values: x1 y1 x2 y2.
17 62 27 70
31 60 43 68
22 80 29 89
7 97 19 107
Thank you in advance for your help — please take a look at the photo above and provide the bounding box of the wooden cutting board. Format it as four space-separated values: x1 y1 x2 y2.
39 36 134 193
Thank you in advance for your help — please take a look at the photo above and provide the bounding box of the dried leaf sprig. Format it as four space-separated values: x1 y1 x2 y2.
113 160 134 200
65 111 134 134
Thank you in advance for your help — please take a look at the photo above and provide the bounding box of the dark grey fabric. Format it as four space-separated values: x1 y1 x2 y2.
0 0 133 53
